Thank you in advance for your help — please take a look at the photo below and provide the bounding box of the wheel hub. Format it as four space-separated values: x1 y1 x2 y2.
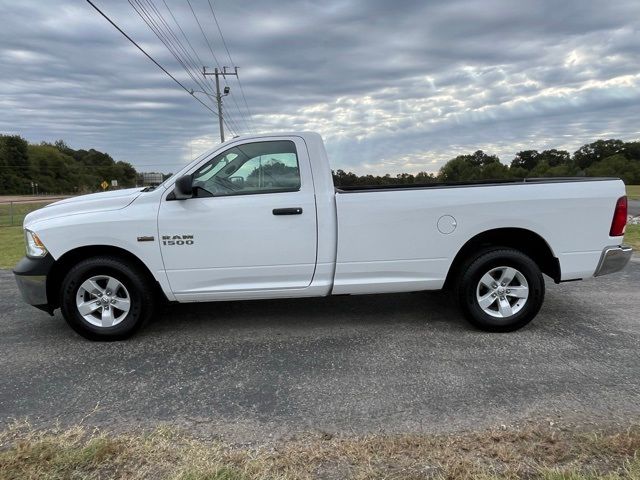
476 266 529 319
76 275 131 328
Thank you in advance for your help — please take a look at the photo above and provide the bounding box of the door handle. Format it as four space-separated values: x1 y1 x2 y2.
273 207 303 215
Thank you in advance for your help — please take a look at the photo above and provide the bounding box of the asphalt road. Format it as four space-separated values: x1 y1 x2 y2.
1 259 639 442
629 199 640 217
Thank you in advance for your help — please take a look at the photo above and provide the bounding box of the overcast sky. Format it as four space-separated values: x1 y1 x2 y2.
1 0 639 175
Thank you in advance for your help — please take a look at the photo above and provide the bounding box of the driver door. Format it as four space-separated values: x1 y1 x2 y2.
157 137 318 300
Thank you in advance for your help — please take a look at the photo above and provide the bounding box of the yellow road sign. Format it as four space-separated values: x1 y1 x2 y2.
100 181 109 190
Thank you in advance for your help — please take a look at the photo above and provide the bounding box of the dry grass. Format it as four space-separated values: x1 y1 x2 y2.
1 422 639 480
626 185 640 201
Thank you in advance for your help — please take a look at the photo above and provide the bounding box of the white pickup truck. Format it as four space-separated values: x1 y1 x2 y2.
14 132 632 340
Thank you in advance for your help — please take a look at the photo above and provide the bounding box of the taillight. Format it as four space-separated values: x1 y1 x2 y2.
610 196 627 237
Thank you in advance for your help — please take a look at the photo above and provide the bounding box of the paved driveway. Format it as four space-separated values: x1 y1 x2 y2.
1 259 639 441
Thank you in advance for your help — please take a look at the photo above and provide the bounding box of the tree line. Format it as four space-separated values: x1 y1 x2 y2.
333 139 640 187
2 135 639 195
0 135 138 195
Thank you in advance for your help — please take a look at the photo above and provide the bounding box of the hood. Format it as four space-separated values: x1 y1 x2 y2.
24 187 144 228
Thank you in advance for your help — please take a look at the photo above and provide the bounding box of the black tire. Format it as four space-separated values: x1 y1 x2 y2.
60 256 155 341
456 248 545 332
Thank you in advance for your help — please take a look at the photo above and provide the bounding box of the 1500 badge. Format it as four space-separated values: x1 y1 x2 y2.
162 235 194 246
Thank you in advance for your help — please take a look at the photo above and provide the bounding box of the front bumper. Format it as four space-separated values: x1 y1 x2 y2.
594 245 633 277
13 255 55 314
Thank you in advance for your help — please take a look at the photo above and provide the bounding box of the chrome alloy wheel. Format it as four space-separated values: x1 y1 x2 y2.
475 266 529 318
75 275 131 327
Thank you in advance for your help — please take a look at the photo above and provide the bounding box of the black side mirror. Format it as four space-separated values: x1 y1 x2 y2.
173 175 193 200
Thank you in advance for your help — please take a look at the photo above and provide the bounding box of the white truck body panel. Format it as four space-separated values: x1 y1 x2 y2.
22 132 627 305
333 180 622 294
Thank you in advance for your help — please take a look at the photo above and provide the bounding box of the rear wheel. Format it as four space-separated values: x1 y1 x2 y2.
456 248 545 332
60 256 155 340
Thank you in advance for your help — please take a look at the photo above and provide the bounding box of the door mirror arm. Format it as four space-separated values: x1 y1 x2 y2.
173 175 193 200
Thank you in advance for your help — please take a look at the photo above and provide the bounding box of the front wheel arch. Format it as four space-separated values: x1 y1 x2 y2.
47 245 166 311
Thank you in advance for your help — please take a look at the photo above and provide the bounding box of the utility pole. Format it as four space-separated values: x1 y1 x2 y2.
203 66 238 143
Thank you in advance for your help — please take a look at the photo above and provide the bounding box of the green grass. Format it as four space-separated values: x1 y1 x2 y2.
0 201 51 227
0 227 24 269
627 185 640 200
626 224 640 251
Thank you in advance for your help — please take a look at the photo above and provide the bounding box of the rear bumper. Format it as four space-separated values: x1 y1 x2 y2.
13 255 55 314
593 245 633 277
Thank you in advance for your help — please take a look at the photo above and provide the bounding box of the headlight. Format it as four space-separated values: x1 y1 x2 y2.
25 229 48 258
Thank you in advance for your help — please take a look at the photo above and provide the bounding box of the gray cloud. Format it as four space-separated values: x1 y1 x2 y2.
0 0 639 175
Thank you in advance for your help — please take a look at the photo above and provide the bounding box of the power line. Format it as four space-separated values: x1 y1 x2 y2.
162 0 207 68
185 0 222 72
160 0 231 123
143 0 201 70
128 0 245 138
221 104 240 136
85 0 219 118
137 0 243 139
185 0 249 135
139 0 214 99
203 0 254 133
129 0 216 106
224 81 250 133
206 0 256 132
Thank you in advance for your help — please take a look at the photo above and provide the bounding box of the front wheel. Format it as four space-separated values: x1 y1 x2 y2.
60 256 156 340
456 248 545 332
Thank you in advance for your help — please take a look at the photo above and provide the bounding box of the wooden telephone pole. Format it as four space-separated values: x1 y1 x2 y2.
203 66 238 142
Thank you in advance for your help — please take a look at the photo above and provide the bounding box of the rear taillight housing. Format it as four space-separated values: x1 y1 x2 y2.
610 196 627 237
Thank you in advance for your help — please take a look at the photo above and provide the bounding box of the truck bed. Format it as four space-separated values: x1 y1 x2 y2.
332 176 625 295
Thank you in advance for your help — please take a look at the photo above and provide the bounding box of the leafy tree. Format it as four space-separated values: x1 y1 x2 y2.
415 171 437 183
512 149 570 172
509 166 529 178
0 135 139 194
511 150 540 170
586 154 640 184
439 151 508 182
464 150 501 168
332 169 360 186
622 141 640 162
538 149 570 167
481 162 511 179
28 144 81 193
0 135 30 193
574 139 625 170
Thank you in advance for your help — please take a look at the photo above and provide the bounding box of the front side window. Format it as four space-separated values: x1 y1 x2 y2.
192 140 300 197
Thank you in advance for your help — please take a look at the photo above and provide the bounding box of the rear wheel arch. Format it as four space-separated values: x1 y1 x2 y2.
46 245 166 310
444 228 560 289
